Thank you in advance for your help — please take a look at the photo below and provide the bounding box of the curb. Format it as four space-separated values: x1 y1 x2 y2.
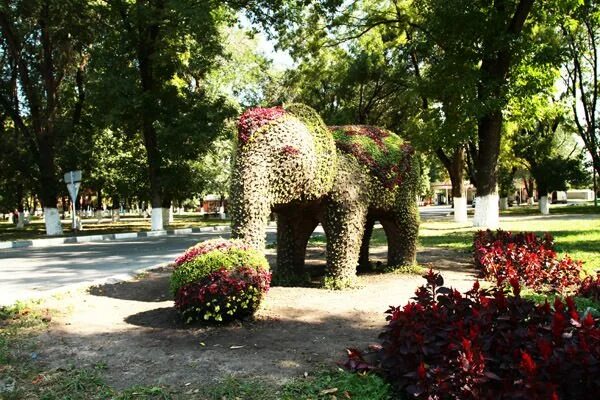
0 224 232 250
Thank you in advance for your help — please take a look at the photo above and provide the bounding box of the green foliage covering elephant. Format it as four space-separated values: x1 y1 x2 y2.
230 104 420 289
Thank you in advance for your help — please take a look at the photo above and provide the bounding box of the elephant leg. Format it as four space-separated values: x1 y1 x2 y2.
357 217 375 273
322 201 367 289
274 210 318 286
381 208 419 269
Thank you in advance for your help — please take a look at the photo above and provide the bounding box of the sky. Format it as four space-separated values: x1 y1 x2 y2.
238 13 295 71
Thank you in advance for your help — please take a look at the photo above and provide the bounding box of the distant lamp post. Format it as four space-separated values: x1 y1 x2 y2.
64 170 82 231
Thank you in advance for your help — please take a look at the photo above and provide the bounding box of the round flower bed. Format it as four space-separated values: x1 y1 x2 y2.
170 238 271 323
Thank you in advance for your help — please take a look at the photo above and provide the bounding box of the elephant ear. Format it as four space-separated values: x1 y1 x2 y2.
283 103 338 194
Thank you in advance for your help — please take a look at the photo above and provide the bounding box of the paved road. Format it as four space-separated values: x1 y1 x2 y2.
0 207 452 306
0 228 277 306
420 205 454 217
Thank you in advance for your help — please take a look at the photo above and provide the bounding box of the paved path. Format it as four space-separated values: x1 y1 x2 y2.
0 228 276 306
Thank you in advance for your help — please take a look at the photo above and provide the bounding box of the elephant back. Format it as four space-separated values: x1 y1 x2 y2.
329 125 418 204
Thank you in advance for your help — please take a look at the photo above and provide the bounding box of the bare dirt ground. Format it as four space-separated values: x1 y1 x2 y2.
35 245 477 390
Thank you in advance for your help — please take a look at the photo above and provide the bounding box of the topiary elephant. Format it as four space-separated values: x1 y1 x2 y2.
230 104 420 289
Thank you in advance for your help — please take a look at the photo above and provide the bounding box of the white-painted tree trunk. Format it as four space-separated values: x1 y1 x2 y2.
219 205 226 220
499 197 508 210
473 194 499 229
16 212 25 229
539 195 550 215
43 207 63 236
453 197 468 223
151 207 164 231
161 206 174 225
111 209 120 222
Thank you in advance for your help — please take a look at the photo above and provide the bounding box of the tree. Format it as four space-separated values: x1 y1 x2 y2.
87 129 149 219
561 0 600 205
409 0 546 227
0 0 95 235
509 95 590 213
260 0 559 227
0 115 36 227
273 28 413 128
92 0 237 230
197 137 234 207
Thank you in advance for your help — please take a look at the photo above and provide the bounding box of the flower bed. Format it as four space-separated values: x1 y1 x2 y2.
346 270 600 399
170 239 271 323
473 230 582 291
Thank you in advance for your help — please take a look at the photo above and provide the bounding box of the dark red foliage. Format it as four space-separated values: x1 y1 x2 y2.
237 106 287 145
174 267 271 323
578 274 600 302
473 230 582 291
352 270 600 399
343 348 377 373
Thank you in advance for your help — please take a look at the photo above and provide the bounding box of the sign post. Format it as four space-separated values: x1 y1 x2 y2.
64 171 82 230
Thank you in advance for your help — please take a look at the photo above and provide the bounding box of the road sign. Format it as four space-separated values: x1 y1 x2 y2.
64 171 82 230
64 171 82 201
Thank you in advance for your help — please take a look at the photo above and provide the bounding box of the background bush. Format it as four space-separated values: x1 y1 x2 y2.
473 230 582 291
170 239 271 323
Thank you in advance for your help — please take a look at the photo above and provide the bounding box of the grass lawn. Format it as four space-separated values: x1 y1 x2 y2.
308 212 600 275
0 214 230 242
500 203 600 216
421 214 600 275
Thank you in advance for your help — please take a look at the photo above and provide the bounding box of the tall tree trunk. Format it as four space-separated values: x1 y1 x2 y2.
161 196 173 225
112 195 121 222
38 132 63 235
473 112 502 228
537 184 550 215
16 184 25 229
136 1 164 231
472 0 534 228
437 146 467 222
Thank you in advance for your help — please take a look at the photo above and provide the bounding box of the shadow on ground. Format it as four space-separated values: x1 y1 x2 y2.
88 267 173 302
38 309 382 390
36 244 478 391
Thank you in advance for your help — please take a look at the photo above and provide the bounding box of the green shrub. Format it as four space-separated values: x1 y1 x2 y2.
170 244 268 294
170 239 271 323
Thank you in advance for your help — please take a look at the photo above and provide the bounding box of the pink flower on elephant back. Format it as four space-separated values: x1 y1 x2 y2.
237 106 287 145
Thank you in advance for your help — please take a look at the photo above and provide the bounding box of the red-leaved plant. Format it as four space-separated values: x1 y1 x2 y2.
473 230 582 291
578 274 600 302
346 270 600 399
174 267 271 323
